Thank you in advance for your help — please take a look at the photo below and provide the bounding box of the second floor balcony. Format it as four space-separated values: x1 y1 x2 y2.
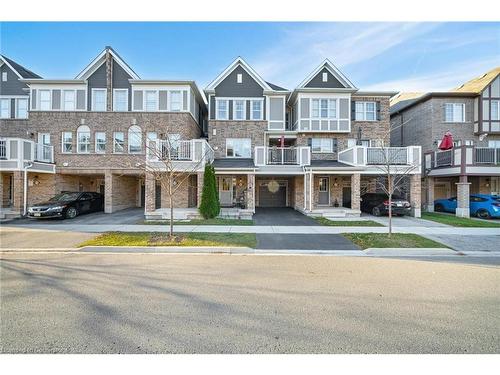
338 145 422 170
254 146 312 167
424 146 500 176
0 137 55 173
146 139 214 170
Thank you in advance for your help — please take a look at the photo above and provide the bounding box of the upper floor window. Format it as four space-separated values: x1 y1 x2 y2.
113 132 124 153
233 100 246 120
16 98 28 119
251 100 263 120
0 98 10 119
355 101 376 121
170 91 181 111
226 138 251 158
61 131 72 153
491 100 499 121
489 140 500 148
322 72 328 82
95 132 106 153
216 99 229 120
311 99 337 119
39 90 51 110
237 73 243 84
92 89 106 111
445 103 465 122
1 72 7 81
128 125 142 153
310 138 336 153
77 125 91 153
145 91 157 111
113 89 128 111
63 90 76 111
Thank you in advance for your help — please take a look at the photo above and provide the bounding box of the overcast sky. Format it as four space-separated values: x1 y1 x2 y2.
2 22 499 92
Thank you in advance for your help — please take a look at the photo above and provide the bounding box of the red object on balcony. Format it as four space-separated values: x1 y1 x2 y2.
280 136 285 148
439 131 453 150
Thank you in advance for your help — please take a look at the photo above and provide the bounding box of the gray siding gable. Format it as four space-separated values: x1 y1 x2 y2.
86 63 107 110
112 60 133 111
214 65 264 98
0 64 29 96
304 67 345 89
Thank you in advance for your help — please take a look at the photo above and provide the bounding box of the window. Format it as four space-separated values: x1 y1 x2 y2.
128 125 142 153
445 103 465 122
113 132 124 153
320 99 328 118
237 73 243 83
63 90 76 111
491 100 500 121
61 132 72 153
39 90 51 110
312 99 320 118
92 89 106 111
489 140 500 148
113 89 128 111
145 91 157 111
355 101 376 121
147 132 158 141
0 98 10 118
216 99 229 120
312 99 337 119
170 91 181 111
77 125 91 153
251 100 263 120
328 99 337 118
311 138 335 153
1 72 7 81
322 72 328 82
233 100 245 120
95 132 106 153
226 138 251 158
16 98 28 119
464 140 474 146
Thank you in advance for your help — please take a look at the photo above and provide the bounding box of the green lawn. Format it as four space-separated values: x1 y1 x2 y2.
342 233 448 249
422 212 500 227
314 217 385 227
79 232 257 248
142 218 254 226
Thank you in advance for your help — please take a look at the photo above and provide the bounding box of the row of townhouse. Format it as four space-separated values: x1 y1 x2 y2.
1 46 422 220
390 67 500 217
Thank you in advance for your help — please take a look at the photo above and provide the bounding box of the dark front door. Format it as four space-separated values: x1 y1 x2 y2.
259 183 287 207
188 175 197 208
342 187 351 208
140 185 145 207
155 184 161 209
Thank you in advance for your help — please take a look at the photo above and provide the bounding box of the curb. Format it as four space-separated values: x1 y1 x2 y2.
364 248 457 256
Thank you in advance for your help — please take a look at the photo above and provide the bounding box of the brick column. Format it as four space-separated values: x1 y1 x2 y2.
196 171 204 208
456 181 471 218
104 170 113 213
351 173 361 212
426 176 435 212
145 172 156 213
247 173 255 212
12 171 24 214
410 174 422 217
105 48 113 112
0 173 4 209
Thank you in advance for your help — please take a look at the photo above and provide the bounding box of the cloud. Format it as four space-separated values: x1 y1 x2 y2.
363 58 500 92
252 22 441 88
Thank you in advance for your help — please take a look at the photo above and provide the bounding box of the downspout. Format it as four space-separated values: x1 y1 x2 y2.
23 162 33 216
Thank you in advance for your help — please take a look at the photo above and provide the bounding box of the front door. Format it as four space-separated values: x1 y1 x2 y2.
342 186 351 208
219 177 233 207
318 177 330 206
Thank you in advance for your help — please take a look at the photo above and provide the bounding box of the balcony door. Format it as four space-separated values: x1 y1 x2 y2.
219 177 233 207
318 177 330 206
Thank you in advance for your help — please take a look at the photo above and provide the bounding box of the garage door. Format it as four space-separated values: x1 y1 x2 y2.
259 184 287 207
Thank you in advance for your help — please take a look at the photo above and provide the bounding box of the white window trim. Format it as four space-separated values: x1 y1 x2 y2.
39 89 51 111
322 72 328 82
15 98 28 119
355 101 377 122
95 132 106 154
113 89 129 112
113 132 125 153
144 90 159 112
1 72 7 82
0 98 11 119
169 90 182 112
491 100 500 121
91 88 107 111
225 138 251 158
311 138 334 153
77 126 91 154
237 73 243 84
128 126 143 154
62 90 77 111
250 99 263 120
216 99 229 120
232 99 246 121
61 132 73 154
445 103 465 123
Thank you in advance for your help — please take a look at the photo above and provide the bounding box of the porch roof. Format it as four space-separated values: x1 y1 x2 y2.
309 160 354 168
213 158 255 170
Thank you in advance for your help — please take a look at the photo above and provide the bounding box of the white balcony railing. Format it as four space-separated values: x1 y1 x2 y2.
338 146 421 168
0 137 54 166
254 146 311 166
425 146 500 170
146 139 214 166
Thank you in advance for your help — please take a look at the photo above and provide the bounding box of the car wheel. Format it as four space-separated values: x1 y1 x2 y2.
372 207 381 216
476 209 491 220
65 207 78 219
435 203 444 212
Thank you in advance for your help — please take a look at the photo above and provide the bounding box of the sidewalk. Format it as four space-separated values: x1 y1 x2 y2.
3 223 500 236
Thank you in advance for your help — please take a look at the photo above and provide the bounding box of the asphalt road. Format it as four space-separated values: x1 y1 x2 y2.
1 253 499 354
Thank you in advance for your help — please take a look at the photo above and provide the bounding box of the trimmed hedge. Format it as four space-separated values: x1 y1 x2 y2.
199 163 220 219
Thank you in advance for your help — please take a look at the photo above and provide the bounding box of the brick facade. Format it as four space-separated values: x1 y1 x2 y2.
208 120 267 159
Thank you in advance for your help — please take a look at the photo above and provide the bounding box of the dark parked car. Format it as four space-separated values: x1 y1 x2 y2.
360 193 411 216
27 192 104 219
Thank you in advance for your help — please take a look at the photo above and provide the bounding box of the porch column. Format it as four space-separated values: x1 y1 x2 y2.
12 171 24 215
426 176 435 212
145 171 156 213
456 175 470 218
0 173 4 208
104 170 113 213
247 173 255 212
410 174 422 218
196 171 204 208
309 172 314 211
351 173 361 212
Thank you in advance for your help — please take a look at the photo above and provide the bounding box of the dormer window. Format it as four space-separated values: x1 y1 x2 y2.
1 72 7 82
322 72 328 82
237 73 243 83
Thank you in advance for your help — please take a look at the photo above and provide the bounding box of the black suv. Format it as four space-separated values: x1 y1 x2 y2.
27 192 104 219
360 193 411 216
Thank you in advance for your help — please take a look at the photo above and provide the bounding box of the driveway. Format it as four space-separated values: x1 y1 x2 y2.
254 208 359 250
